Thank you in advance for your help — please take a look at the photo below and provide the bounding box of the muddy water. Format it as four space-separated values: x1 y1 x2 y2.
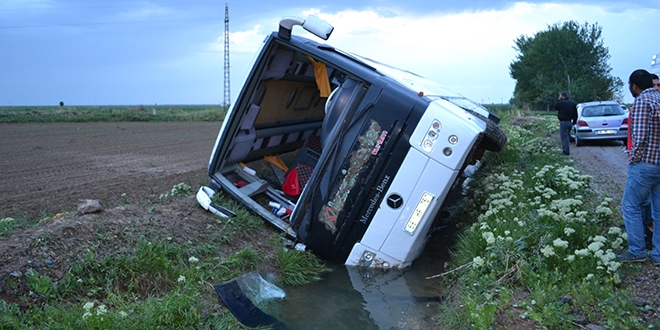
273 225 455 329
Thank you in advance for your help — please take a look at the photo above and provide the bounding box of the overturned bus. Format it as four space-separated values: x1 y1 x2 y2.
197 16 507 268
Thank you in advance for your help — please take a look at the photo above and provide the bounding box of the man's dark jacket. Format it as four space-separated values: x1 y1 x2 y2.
554 99 578 124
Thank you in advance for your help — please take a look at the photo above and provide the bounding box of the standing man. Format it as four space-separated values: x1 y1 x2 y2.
554 91 578 155
617 69 660 264
643 73 660 250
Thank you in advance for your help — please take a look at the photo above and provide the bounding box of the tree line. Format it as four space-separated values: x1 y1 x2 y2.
509 21 624 109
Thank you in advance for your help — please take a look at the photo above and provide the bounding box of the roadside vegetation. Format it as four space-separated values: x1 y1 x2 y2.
1 105 652 328
0 184 328 329
0 105 227 123
434 108 651 328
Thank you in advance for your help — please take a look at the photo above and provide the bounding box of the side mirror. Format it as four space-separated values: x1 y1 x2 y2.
278 15 334 41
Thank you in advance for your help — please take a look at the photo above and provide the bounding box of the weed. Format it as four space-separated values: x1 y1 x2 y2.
275 248 329 286
169 183 191 197
0 217 19 236
25 268 58 300
121 193 131 205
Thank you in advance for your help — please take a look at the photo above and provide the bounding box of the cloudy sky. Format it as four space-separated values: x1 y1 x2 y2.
2 0 659 106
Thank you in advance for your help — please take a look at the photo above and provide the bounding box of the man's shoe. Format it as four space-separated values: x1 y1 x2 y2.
649 253 660 266
616 251 647 262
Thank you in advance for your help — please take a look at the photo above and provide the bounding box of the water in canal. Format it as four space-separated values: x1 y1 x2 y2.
270 224 456 329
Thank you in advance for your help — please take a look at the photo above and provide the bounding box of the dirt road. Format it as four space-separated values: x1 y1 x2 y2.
568 139 628 204
0 122 221 219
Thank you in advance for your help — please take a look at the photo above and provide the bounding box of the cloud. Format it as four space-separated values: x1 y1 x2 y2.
6 1 659 105
251 3 659 103
221 24 265 53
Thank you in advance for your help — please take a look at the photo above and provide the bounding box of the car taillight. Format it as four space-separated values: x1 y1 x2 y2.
577 120 588 127
622 117 628 126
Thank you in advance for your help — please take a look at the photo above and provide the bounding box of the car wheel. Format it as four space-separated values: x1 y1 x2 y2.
575 134 583 147
622 138 628 146
569 126 575 142
465 110 507 152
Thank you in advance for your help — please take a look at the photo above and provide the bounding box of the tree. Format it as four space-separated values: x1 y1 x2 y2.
59 101 64 107
509 21 623 109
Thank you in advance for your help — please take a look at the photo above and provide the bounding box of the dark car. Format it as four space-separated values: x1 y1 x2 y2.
197 15 507 268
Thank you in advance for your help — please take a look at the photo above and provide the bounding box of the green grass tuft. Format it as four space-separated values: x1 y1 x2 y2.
275 248 329 286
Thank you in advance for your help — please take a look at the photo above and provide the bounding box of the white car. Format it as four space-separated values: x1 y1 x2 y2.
570 101 628 146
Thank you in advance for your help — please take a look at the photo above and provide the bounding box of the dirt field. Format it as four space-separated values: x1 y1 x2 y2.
0 122 221 219
0 121 284 309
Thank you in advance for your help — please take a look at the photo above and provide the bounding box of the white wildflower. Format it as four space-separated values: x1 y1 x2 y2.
575 249 590 257
482 232 496 245
596 206 613 216
541 245 556 257
96 304 107 316
607 261 621 273
587 241 604 252
553 238 569 248
472 256 485 267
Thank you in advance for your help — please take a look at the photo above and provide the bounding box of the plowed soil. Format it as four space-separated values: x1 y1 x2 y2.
0 121 281 309
0 122 220 219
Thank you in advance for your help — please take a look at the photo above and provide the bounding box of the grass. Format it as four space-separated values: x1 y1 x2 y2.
0 105 228 123
433 108 650 329
0 185 328 330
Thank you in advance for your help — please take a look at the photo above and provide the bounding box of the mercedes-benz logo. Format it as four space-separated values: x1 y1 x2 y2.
387 194 403 209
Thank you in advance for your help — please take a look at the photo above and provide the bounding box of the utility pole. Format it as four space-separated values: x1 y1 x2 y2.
223 3 230 108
